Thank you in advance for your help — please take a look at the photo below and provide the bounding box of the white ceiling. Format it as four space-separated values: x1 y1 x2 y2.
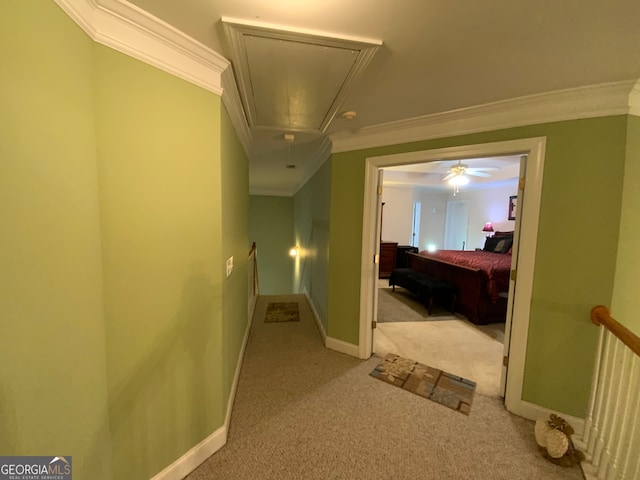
127 0 640 195
384 155 521 191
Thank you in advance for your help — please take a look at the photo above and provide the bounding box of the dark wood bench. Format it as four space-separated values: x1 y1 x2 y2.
388 268 457 314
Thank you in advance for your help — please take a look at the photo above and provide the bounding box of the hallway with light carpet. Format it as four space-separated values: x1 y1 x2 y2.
186 294 583 480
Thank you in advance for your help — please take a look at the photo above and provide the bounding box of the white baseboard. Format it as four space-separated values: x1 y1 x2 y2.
248 296 258 325
150 426 226 480
577 461 598 480
510 397 587 480
508 399 585 436
325 336 361 358
151 307 254 480
563 435 595 479
302 289 361 358
303 289 327 342
225 302 255 427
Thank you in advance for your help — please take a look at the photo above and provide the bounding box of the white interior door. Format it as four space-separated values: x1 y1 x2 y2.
444 201 469 250
500 155 527 396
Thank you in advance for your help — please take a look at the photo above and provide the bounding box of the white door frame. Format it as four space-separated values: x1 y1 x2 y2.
411 201 421 248
370 169 385 354
499 154 528 396
358 137 546 416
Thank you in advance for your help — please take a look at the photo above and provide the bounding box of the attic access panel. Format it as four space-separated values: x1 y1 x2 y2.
245 36 357 130
222 18 382 133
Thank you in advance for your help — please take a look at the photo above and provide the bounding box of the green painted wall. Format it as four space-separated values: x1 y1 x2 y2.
249 196 294 294
1 3 250 479
329 117 628 417
293 160 332 330
611 115 640 335
520 119 625 415
220 105 250 408
93 45 226 479
0 2 113 478
327 156 368 341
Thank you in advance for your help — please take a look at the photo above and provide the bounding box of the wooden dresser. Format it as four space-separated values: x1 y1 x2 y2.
379 241 398 278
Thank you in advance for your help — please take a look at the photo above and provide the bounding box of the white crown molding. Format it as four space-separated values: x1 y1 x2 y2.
221 17 383 47
54 0 229 95
628 79 640 117
221 67 253 157
330 80 640 153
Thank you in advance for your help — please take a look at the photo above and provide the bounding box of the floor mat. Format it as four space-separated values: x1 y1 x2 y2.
264 302 300 323
370 352 476 415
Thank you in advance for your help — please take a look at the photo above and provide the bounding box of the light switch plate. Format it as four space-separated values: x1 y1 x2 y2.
226 256 233 278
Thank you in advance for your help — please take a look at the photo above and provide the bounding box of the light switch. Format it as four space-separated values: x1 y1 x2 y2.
226 256 233 278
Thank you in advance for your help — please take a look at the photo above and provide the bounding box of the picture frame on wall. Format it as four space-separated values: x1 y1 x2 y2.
508 195 517 220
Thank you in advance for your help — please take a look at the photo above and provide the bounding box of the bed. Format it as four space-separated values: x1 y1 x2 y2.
405 232 514 325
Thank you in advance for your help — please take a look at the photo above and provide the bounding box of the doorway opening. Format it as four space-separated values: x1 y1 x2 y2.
358 137 546 415
376 156 519 397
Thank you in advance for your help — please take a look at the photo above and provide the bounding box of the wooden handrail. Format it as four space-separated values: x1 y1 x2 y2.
591 305 640 357
249 242 259 296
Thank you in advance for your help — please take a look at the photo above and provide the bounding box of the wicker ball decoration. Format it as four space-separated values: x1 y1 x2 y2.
545 428 570 458
534 414 585 467
534 418 553 447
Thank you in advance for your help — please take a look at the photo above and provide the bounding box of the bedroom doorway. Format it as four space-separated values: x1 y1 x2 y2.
375 162 512 397
359 137 546 415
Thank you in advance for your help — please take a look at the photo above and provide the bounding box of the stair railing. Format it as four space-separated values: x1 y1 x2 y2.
574 305 640 480
248 242 259 319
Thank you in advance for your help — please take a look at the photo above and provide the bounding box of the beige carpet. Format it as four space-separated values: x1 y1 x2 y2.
185 293 584 480
376 286 505 397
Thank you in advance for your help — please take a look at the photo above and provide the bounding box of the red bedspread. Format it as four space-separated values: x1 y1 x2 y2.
418 250 511 301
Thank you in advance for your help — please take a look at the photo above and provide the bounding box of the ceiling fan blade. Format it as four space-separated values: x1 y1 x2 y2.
443 172 455 181
468 167 499 171
467 171 491 177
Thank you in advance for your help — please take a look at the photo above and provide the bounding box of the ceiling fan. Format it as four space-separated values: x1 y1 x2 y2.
443 160 498 181
443 160 498 194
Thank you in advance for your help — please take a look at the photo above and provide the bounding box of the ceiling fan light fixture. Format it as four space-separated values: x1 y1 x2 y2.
447 171 469 196
447 174 469 186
